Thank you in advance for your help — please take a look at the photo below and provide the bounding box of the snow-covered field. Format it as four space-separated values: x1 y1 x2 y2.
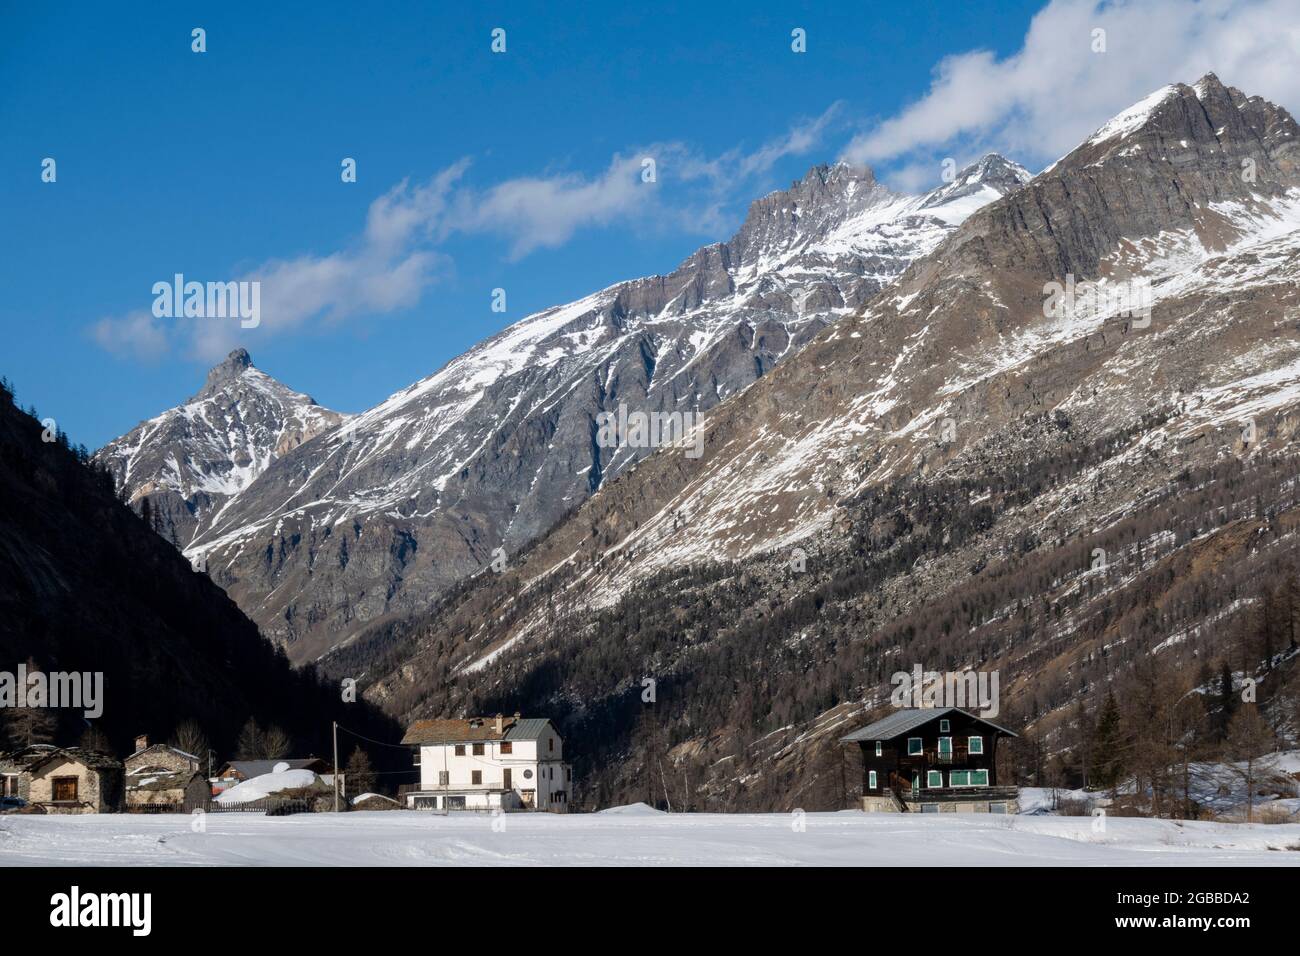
3 807 1299 866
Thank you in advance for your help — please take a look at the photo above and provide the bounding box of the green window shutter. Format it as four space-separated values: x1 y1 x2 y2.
971 769 989 786
938 737 952 754
927 770 942 788
968 736 983 754
950 770 969 787
868 771 877 789
908 737 922 755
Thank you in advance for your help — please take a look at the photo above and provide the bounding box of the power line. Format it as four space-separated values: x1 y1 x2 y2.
333 723 412 750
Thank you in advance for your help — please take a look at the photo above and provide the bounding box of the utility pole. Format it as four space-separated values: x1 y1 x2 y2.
332 721 340 813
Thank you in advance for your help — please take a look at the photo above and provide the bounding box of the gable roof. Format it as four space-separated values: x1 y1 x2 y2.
127 742 199 762
0 744 62 770
840 708 1018 743
218 758 327 778
401 716 556 745
26 747 124 772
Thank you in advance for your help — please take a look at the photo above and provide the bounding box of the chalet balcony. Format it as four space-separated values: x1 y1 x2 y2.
899 749 961 764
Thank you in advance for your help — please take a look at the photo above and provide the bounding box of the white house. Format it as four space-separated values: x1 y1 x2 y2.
400 714 572 812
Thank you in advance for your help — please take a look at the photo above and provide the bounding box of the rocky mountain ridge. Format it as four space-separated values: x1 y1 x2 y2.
102 154 1029 661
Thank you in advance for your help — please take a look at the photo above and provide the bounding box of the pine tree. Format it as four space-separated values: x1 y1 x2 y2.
345 746 376 796
1092 690 1123 794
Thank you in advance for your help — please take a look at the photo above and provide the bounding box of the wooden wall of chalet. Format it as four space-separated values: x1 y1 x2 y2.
857 711 1005 795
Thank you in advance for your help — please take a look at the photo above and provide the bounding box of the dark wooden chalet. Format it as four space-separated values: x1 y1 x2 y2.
842 707 1019 813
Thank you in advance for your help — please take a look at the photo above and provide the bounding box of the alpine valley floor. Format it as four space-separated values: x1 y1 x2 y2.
2 807 1298 867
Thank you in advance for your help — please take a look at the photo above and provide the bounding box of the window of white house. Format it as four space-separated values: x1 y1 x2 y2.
868 770 877 789
939 719 950 732
926 770 943 788
970 769 989 786
875 741 882 757
938 737 952 755
950 770 970 786
907 737 923 755
968 736 984 755
438 771 449 786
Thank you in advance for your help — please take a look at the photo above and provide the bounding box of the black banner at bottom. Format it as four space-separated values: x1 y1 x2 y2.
6 866 1283 942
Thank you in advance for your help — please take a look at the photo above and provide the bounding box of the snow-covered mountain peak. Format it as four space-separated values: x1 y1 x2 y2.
202 347 255 393
93 353 346 548
106 150 1032 659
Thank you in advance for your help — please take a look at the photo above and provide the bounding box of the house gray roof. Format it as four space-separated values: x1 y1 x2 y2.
503 718 553 741
840 708 1018 743
219 758 328 778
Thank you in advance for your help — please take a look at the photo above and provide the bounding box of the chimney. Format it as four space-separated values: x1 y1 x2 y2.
134 734 149 753
495 714 504 735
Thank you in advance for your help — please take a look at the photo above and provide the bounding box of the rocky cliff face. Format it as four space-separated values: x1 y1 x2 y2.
102 156 1027 662
93 349 346 549
348 75 1300 809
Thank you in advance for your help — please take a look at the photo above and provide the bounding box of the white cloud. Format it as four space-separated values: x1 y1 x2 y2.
842 0 1300 172
89 309 170 363
443 153 655 259
90 110 839 362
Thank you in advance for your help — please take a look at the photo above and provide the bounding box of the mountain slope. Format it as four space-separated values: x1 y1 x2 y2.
93 348 346 549
349 74 1300 808
109 156 1027 662
0 379 399 759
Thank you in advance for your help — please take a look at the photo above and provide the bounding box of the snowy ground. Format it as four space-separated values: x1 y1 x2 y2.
2 807 1299 866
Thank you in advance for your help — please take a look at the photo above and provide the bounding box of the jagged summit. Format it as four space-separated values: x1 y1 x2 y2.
1070 73 1299 172
917 153 1032 213
203 348 255 392
102 141 1029 660
94 353 346 549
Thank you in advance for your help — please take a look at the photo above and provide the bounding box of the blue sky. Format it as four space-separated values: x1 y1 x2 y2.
3 0 1297 449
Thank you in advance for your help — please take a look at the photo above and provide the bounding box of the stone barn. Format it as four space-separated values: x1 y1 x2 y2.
124 735 203 776
125 769 210 812
23 747 124 813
